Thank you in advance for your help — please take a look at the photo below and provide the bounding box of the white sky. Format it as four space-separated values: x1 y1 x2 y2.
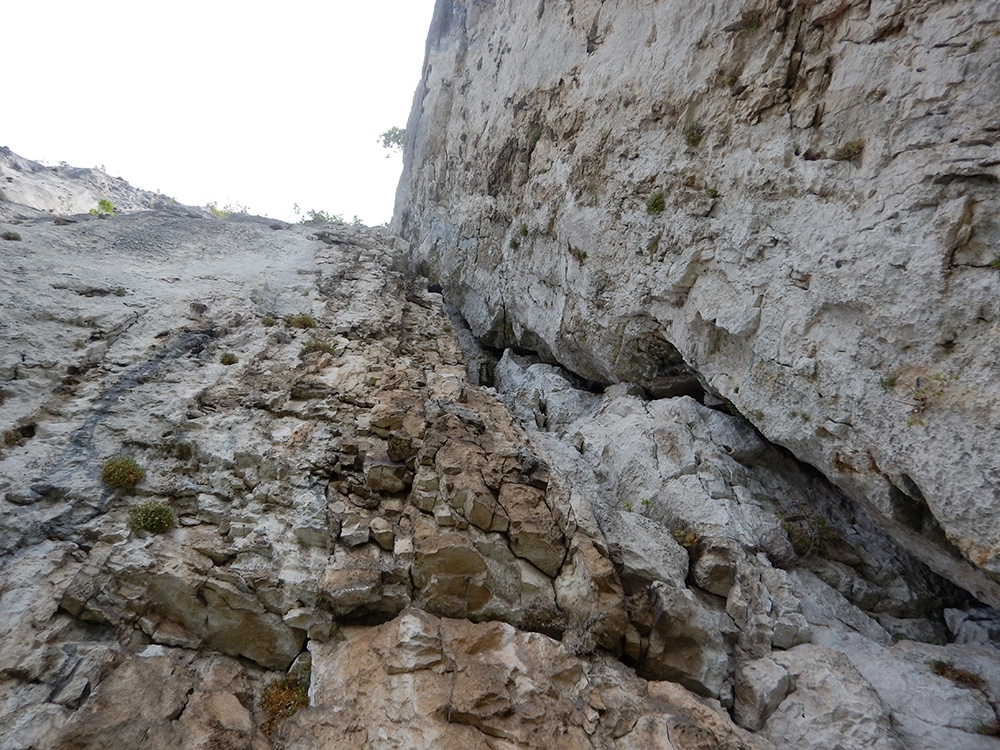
4 1 437 225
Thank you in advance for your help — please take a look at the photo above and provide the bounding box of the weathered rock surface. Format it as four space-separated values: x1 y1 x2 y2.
0 178 777 747
280 609 766 749
395 0 1000 608
484 345 1000 747
5 41 1000 742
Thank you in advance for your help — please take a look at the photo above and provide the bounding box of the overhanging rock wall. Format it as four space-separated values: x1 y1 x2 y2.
394 0 1000 605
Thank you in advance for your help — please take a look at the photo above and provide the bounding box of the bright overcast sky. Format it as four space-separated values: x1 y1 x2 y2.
4 1 437 225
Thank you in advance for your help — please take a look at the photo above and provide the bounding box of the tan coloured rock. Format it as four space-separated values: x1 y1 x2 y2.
280 610 768 750
555 538 629 653
501 481 566 575
49 652 269 750
364 458 409 493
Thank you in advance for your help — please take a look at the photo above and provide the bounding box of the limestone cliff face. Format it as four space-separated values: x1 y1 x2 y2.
6 152 1000 748
395 0 1000 605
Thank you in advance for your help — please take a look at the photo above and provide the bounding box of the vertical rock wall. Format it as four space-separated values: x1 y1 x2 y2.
394 0 1000 604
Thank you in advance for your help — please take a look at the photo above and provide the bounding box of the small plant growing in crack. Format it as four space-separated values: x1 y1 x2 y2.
90 198 116 217
301 340 338 356
881 372 957 426
261 676 309 735
833 139 865 162
287 314 317 329
673 528 701 550
128 500 175 534
102 455 145 490
929 659 986 690
778 512 840 559
906 373 957 426
683 123 706 147
220 352 239 365
976 720 1000 736
3 429 26 447
746 11 763 30
646 191 666 215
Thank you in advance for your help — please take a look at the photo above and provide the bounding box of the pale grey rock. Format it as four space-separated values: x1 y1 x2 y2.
789 569 893 646
494 349 602 432
812 627 1000 750
3 127 1000 749
0 147 171 217
0 703 71 750
945 607 1000 645
771 613 812 651
606 510 689 591
397 0 1000 608
765 645 904 750
734 657 791 732
692 537 746 597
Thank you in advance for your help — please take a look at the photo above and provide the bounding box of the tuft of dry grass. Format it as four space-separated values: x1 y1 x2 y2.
833 139 865 161
673 529 701 550
287 314 317 329
102 456 145 490
929 659 986 690
127 500 175 534
301 340 338 356
683 123 706 148
261 677 309 735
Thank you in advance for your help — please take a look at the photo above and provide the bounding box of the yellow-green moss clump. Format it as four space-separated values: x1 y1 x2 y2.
127 500 175 534
101 455 145 490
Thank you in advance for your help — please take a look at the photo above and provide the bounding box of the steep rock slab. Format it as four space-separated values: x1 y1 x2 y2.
396 0 1000 603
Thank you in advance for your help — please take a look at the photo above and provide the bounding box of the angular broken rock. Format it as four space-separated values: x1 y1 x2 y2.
639 582 729 698
734 657 792 731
